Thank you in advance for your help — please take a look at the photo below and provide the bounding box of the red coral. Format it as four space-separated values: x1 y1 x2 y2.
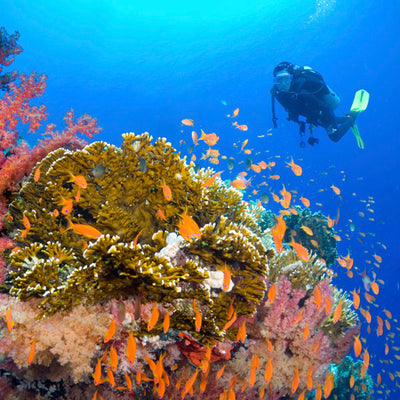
0 38 102 283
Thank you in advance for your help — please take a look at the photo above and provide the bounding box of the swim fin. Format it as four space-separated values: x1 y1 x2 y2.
349 89 369 149
350 89 370 113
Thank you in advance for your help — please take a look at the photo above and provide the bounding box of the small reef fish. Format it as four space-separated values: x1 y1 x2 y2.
33 166 41 182
264 359 273 384
300 225 313 236
162 181 173 201
299 196 310 207
222 264 231 292
28 339 36 365
291 367 300 393
330 184 341 195
126 332 136 364
232 121 248 131
68 172 87 188
333 300 343 323
199 129 219 146
230 179 247 190
104 318 117 342
286 157 302 176
58 196 73 215
6 307 14 332
203 171 223 188
181 118 194 126
177 212 201 241
67 220 102 239
289 239 309 262
148 303 159 331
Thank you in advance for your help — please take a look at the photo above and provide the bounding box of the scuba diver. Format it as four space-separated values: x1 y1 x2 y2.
271 62 369 148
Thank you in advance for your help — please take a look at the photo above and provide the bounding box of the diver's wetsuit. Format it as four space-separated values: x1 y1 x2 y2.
271 67 355 142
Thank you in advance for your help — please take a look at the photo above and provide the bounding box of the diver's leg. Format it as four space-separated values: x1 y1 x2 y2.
327 114 356 142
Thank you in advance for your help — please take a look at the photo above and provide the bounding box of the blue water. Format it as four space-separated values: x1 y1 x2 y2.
3 0 400 398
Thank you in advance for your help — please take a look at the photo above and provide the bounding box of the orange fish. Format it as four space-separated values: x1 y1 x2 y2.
353 335 362 357
157 209 167 221
258 161 267 169
203 171 223 188
68 172 87 188
280 185 292 208
109 345 118 372
289 239 309 262
333 300 342 323
183 369 199 395
351 289 360 309
313 286 322 309
286 157 302 176
223 264 231 292
105 318 117 342
182 118 194 126
306 364 313 390
272 232 283 253
200 129 219 146
217 364 227 380
236 321 247 343
230 179 248 190
162 181 173 201
327 216 335 228
299 196 310 207
148 303 159 331
325 297 332 315
232 108 239 117
251 164 261 173
291 367 300 393
6 307 14 332
297 390 306 400
303 324 309 340
241 139 248 151
232 121 248 131
75 189 81 202
269 175 280 180
264 359 273 384
163 312 170 333
223 312 237 330
177 212 201 241
268 283 276 304
93 358 104 385
330 184 340 195
107 365 115 387
370 281 379 295
28 339 36 365
34 166 41 182
349 374 355 388
194 308 202 332
323 374 334 398
58 196 73 215
67 220 102 239
300 225 313 236
126 332 136 364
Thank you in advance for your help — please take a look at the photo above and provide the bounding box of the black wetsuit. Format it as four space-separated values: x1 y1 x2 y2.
271 67 354 142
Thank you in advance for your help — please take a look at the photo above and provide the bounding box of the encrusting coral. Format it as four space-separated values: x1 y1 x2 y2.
0 133 363 400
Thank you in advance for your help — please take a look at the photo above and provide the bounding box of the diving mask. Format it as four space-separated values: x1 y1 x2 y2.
274 71 292 92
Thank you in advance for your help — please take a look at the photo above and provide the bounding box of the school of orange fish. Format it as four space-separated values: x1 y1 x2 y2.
180 108 400 399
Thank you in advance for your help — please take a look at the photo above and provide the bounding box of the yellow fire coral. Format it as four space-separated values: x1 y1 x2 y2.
4 133 270 342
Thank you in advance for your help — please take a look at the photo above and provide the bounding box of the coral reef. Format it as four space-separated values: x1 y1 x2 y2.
282 206 338 267
0 133 362 400
4 133 271 340
0 27 22 91
0 28 102 284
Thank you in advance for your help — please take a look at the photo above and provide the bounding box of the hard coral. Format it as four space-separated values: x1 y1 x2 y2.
4 133 270 342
